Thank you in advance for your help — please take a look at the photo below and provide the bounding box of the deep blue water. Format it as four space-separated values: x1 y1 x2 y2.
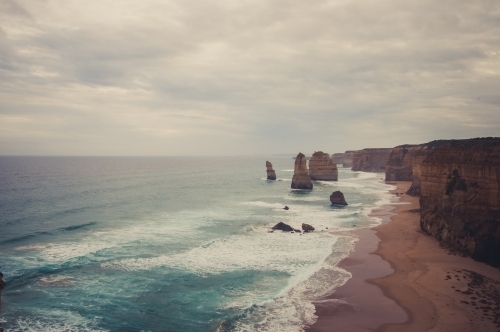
0 156 393 331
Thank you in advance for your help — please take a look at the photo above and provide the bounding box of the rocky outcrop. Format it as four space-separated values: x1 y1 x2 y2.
330 191 348 205
272 222 294 232
419 138 500 267
266 161 276 180
0 271 4 305
342 151 356 168
309 151 338 181
352 148 392 172
302 223 315 232
331 153 344 164
291 153 313 190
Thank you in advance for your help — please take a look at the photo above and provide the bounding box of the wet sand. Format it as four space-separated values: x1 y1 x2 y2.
308 181 500 331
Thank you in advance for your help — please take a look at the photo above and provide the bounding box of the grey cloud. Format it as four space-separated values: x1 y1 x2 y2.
0 0 499 155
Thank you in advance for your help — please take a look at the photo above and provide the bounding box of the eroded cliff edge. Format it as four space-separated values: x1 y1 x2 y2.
419 138 500 267
309 151 338 181
351 148 392 172
385 140 452 196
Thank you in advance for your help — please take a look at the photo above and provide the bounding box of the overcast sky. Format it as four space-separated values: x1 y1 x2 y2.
1 0 499 156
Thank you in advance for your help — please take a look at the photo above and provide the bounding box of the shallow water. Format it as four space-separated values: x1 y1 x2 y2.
0 156 394 331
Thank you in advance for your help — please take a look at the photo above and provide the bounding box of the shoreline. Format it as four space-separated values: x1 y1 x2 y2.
308 181 500 331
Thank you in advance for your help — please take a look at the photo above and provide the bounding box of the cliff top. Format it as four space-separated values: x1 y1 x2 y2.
424 137 500 165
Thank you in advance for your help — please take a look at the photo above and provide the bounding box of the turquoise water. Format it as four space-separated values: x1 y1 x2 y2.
0 156 394 331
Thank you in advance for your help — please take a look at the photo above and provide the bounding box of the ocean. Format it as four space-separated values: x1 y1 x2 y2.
0 156 395 332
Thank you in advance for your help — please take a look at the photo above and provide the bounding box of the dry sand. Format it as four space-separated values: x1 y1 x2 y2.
308 181 500 332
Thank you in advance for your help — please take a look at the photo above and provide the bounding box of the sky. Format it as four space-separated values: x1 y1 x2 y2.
0 0 499 156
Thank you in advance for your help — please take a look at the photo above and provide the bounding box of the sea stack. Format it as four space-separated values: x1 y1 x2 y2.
330 153 344 164
330 191 348 205
266 161 276 180
291 153 313 189
419 138 500 267
0 271 5 306
309 151 338 181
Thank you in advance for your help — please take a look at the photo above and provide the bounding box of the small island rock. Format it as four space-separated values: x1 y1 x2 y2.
302 223 315 232
330 191 348 205
272 222 294 232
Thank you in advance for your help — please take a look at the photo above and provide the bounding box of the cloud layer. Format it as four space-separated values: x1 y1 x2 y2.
1 0 499 155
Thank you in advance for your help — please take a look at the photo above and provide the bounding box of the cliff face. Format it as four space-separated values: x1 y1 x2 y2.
342 151 356 168
291 152 313 189
330 153 344 164
351 148 392 172
266 161 276 180
385 145 420 181
309 151 338 181
419 138 500 267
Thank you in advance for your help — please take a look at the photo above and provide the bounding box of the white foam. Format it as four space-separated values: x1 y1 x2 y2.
102 230 338 276
37 275 76 287
3 311 108 332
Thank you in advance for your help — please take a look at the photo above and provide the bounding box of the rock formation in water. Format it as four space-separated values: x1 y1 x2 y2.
266 161 276 180
419 138 500 267
302 223 315 232
342 151 356 168
272 222 294 232
330 191 348 205
0 271 4 305
351 148 392 172
330 153 344 164
291 153 313 189
309 151 338 181
385 141 454 196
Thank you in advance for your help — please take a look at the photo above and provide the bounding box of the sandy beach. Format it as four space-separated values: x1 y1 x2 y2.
309 181 500 331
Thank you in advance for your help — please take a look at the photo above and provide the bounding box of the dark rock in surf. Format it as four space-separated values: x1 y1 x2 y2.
330 191 348 206
272 222 294 232
283 206 289 210
302 223 315 232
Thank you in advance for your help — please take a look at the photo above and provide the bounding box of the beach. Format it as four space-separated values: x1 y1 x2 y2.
309 181 500 331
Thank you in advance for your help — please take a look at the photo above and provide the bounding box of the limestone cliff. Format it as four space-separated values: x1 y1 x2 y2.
351 148 392 172
266 161 276 180
385 141 453 195
419 138 500 267
330 153 344 164
309 151 338 181
385 144 420 182
342 151 356 168
291 152 313 189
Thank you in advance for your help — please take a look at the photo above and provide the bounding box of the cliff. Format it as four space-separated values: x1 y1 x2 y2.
309 151 338 181
385 141 454 195
419 138 500 267
330 153 344 164
291 152 313 189
342 151 356 168
351 148 392 172
385 144 420 181
266 161 276 180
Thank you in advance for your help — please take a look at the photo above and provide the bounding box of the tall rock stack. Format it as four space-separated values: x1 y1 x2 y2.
309 151 338 181
419 138 500 267
291 153 313 189
351 148 392 172
342 151 356 168
266 161 276 180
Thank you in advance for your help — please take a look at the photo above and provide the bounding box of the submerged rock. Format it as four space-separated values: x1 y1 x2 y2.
266 161 277 180
330 191 348 206
302 223 315 232
272 222 294 232
283 206 289 210
291 153 313 190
